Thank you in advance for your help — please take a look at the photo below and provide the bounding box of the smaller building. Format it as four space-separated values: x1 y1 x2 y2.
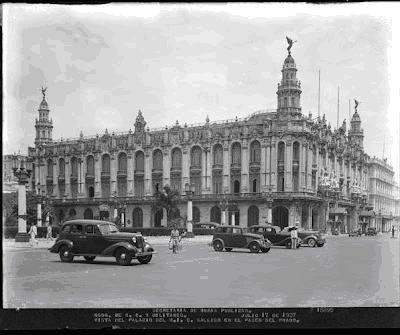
368 157 396 232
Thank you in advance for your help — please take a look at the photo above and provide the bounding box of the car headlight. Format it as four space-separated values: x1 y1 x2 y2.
132 236 137 244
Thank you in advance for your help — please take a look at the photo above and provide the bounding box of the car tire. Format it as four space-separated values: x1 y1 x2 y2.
115 248 132 266
285 241 292 249
225 248 232 252
213 240 224 252
261 247 270 253
307 239 316 247
137 255 152 264
317 243 324 247
249 242 261 253
59 245 74 263
84 256 96 262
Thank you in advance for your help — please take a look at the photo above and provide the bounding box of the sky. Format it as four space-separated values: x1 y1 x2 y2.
3 3 400 181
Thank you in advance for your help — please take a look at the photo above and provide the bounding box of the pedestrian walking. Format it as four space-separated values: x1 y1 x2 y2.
290 224 298 250
392 226 395 238
28 223 39 247
169 225 181 254
46 222 53 240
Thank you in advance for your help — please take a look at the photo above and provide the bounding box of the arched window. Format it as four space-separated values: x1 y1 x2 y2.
231 142 241 165
291 97 295 106
118 152 127 172
88 186 94 198
132 208 143 227
213 144 223 165
284 97 288 107
153 149 163 171
278 142 285 162
70 157 78 177
293 142 300 161
171 148 182 169
250 141 261 163
84 208 93 219
135 151 144 171
191 146 202 167
252 179 257 193
210 206 221 224
59 158 65 176
102 154 110 173
192 206 200 223
68 208 77 218
47 159 53 177
234 180 240 194
86 156 94 175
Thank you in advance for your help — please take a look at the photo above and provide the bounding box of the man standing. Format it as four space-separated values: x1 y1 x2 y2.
392 225 395 238
291 224 298 249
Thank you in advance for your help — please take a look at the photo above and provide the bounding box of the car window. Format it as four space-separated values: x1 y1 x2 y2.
98 223 119 235
71 224 83 234
62 225 71 233
85 225 94 234
232 228 241 234
256 227 264 233
266 228 273 233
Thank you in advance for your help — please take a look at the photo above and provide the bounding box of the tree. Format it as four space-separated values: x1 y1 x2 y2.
2 191 39 226
153 185 182 227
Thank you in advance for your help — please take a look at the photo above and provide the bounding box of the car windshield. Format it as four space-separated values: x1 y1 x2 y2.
98 223 119 235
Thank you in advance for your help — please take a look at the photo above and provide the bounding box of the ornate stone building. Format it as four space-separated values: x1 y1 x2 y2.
27 46 376 232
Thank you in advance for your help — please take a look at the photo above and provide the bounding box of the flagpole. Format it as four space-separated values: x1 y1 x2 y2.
318 70 321 118
337 86 340 129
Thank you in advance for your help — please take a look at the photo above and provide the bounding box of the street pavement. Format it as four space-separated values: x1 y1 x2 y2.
3 234 399 308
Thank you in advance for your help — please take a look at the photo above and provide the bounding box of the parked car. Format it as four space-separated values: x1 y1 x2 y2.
349 228 362 237
248 225 301 249
49 220 156 265
281 227 326 247
366 227 377 236
211 225 272 253
193 222 219 229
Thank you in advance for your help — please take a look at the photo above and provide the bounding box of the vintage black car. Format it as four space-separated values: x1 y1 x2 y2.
211 226 272 253
49 220 156 265
280 227 326 247
248 225 301 249
366 227 377 236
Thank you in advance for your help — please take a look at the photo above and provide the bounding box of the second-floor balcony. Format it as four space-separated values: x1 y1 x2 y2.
46 175 53 183
70 174 78 183
117 170 127 178
58 175 65 183
212 163 223 171
152 168 163 175
170 166 182 174
85 172 95 181
292 160 299 171
101 171 110 179
230 162 241 171
134 169 144 177
190 165 202 174
249 161 260 170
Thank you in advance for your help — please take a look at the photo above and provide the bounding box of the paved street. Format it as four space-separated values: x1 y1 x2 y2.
3 234 399 308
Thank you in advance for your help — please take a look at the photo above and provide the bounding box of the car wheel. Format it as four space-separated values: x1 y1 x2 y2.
249 242 261 253
59 246 74 263
84 256 96 262
225 248 232 252
115 248 132 266
213 240 224 252
261 247 270 253
307 239 316 247
317 243 324 247
137 255 152 264
285 241 292 249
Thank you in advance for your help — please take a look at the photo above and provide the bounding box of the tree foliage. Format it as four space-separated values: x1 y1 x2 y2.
153 185 182 227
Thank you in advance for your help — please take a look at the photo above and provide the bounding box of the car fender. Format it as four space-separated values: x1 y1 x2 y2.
301 235 317 243
101 242 137 256
212 238 225 248
49 240 73 253
246 239 262 248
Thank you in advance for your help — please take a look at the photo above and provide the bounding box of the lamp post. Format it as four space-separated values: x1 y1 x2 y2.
185 182 195 238
220 194 228 225
12 155 32 242
266 186 274 224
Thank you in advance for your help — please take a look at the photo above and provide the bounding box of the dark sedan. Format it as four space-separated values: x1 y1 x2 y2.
249 225 301 249
280 227 326 247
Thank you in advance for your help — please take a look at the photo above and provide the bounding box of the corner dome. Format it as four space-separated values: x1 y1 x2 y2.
39 98 48 110
283 54 296 69
351 111 361 122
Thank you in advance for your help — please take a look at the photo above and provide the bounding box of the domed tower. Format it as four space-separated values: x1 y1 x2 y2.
34 87 53 146
348 109 364 149
276 40 302 115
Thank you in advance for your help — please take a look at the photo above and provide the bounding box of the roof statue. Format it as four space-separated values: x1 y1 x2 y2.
354 99 360 113
286 36 297 55
41 86 47 99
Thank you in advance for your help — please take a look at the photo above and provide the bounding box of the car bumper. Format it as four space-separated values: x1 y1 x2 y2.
135 251 157 257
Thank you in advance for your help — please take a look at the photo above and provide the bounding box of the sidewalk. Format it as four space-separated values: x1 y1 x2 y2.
2 235 213 250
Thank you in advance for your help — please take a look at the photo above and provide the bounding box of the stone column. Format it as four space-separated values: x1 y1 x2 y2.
35 158 40 194
182 147 190 195
241 142 249 193
53 159 58 197
307 145 313 192
186 197 194 237
300 143 306 191
261 142 268 191
308 205 312 229
37 203 42 227
231 212 236 226
206 147 212 193
221 209 226 225
201 148 207 193
144 151 152 196
222 143 230 193
64 158 71 197
17 183 28 239
110 153 117 196
270 141 277 191
78 156 85 197
127 152 134 195
285 142 292 191
94 154 101 197
163 149 170 187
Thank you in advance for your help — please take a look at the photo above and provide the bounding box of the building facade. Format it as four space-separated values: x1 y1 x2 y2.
27 47 382 232
368 157 397 232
